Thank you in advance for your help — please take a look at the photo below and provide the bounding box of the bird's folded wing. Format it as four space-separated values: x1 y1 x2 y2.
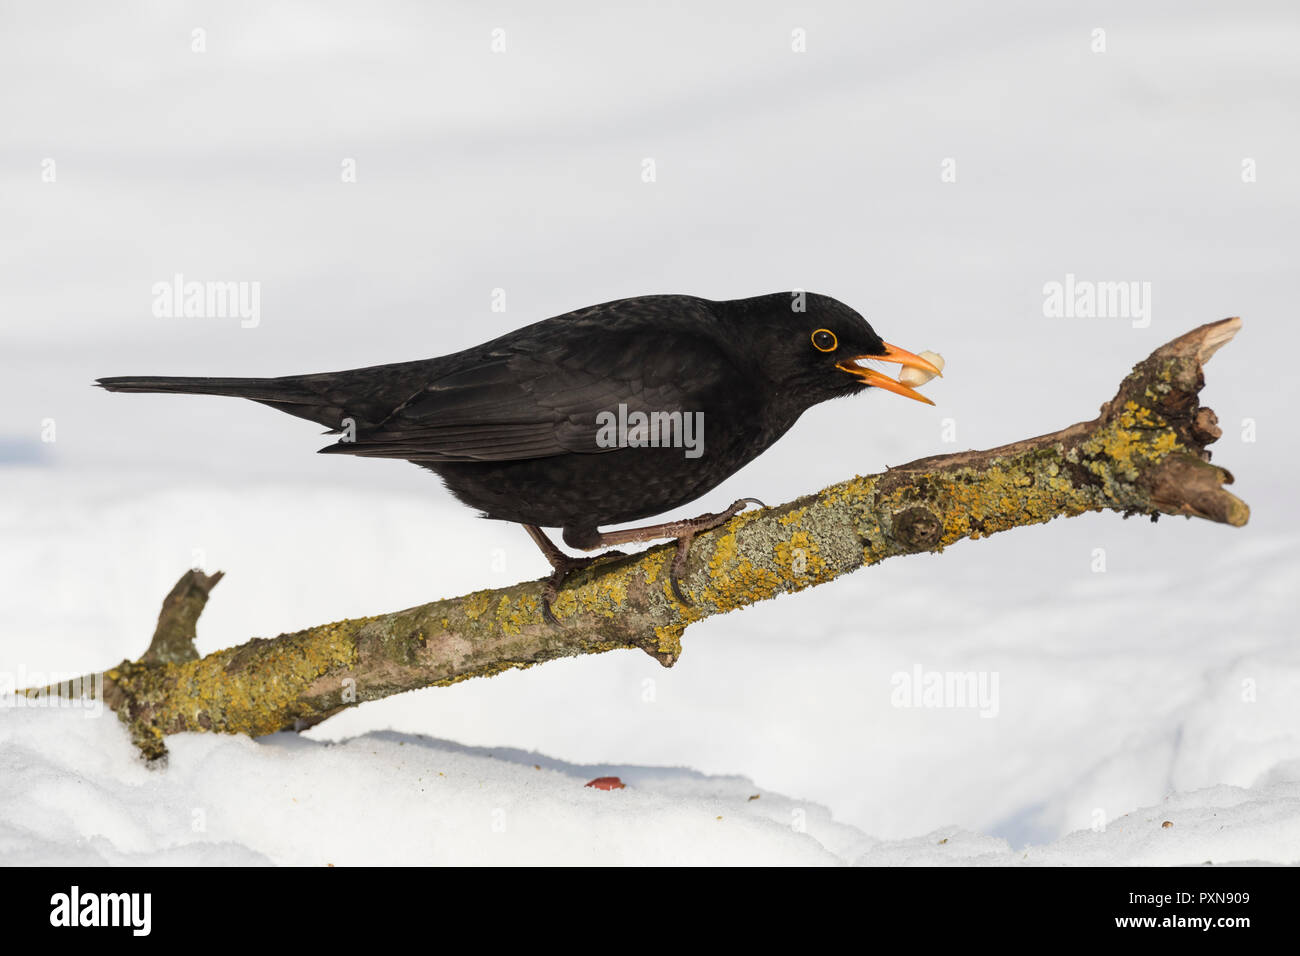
318 329 745 463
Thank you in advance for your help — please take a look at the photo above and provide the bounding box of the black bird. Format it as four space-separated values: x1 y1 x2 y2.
97 292 939 618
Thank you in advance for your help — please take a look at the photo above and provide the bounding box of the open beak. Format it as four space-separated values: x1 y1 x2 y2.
836 342 942 406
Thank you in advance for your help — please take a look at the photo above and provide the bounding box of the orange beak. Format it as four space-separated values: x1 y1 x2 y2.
836 342 942 406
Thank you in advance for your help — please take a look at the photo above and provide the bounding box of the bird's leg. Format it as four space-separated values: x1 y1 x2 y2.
565 498 765 606
522 525 625 625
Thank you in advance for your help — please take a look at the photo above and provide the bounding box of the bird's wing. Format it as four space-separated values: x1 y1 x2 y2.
318 327 748 463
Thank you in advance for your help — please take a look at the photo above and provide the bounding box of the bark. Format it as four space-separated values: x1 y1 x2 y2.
17 318 1249 761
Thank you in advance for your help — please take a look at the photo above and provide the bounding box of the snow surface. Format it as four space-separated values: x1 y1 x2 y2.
3 0 1300 864
3 705 1298 866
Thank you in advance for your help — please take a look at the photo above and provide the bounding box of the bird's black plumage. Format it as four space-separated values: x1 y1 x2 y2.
98 292 937 603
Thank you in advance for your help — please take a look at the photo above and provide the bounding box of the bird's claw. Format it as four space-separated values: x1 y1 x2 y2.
541 587 561 626
539 549 628 625
539 499 764 616
669 568 692 606
541 572 564 625
667 498 766 606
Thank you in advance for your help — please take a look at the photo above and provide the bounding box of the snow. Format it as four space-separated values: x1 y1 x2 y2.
0 709 857 866
3 1 1300 864
4 701 1298 866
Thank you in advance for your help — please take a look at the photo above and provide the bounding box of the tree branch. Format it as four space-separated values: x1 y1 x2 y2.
140 569 222 665
18 318 1249 761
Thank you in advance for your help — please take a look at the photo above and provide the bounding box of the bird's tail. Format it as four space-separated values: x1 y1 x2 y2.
96 375 289 399
95 375 344 427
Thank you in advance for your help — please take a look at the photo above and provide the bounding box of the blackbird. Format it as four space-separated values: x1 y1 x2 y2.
98 291 939 619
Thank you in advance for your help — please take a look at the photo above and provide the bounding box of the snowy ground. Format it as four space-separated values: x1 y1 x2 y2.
2 1 1299 864
3 694 1299 866
2 705 1297 866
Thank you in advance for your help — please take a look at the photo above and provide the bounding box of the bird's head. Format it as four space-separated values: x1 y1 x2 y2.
720 292 941 406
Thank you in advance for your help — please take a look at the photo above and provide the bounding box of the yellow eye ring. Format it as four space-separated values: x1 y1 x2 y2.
811 328 837 352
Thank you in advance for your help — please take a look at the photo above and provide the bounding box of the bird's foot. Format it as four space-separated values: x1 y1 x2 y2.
523 524 629 625
571 498 766 606
539 550 627 625
664 498 765 605
523 497 764 622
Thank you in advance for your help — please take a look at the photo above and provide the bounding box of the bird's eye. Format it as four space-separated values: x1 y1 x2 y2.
811 329 837 352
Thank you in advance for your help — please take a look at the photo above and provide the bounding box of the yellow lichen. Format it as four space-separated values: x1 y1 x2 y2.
462 591 491 620
778 508 806 527
160 615 364 737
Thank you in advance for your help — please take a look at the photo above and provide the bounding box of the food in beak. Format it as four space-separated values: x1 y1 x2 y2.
898 350 945 388
837 342 943 405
